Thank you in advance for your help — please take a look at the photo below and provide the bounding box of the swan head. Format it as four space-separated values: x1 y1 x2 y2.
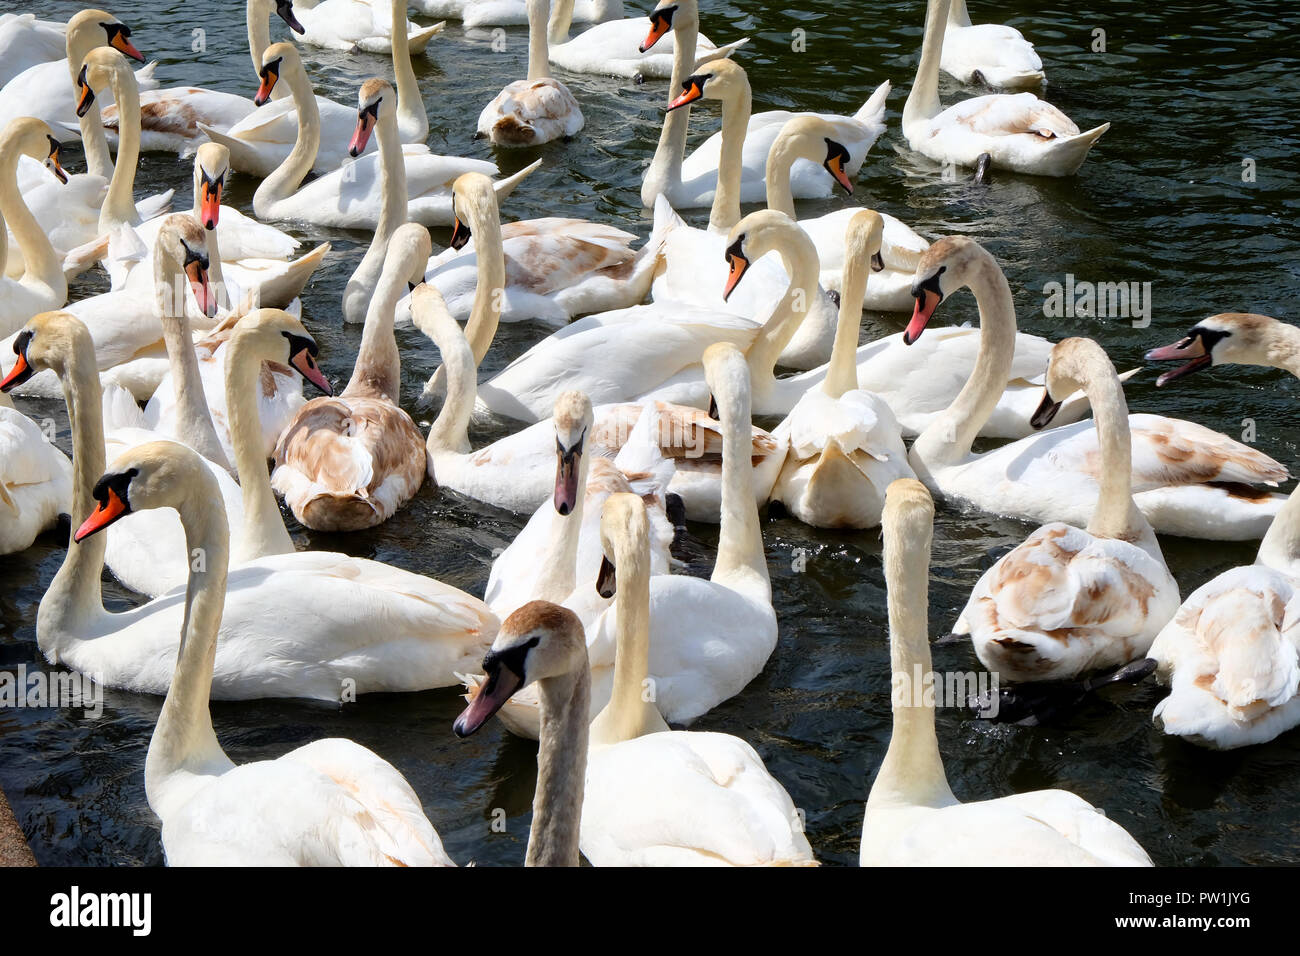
721 209 809 301
0 311 93 393
390 222 434 289
1031 336 1110 430
771 116 855 195
272 0 306 35
453 601 586 737
350 78 394 158
448 173 498 250
194 143 230 230
845 209 886 274
596 492 650 599
665 58 747 113
905 235 986 345
641 0 690 53
229 309 333 396
155 214 219 319
75 46 133 119
66 10 145 66
255 42 300 106
3 118 68 186
1146 313 1285 386
701 341 750 427
552 391 593 517
73 440 213 543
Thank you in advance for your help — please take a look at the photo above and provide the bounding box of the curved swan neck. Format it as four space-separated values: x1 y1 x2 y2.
640 6 699 207
348 241 411 403
423 303 475 455
390 0 426 140
911 256 1016 466
0 140 63 295
823 244 869 399
1258 323 1300 379
527 0 551 81
255 56 320 213
947 0 973 28
529 661 589 866
904 0 950 131
745 232 822 385
531 453 590 604
145 473 233 818
224 333 295 556
763 136 800 220
1257 338 1300 572
713 372 770 594
100 62 143 232
463 197 506 368
708 79 751 233
870 498 954 809
153 246 232 472
1079 352 1146 541
68 24 114 178
547 0 573 44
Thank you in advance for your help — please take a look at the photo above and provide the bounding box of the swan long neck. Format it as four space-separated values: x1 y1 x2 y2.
68 28 114 178
463 199 506 368
1081 353 1145 541
547 0 574 44
424 308 475 455
745 233 822 388
529 659 589 866
823 243 869 399
531 450 590 604
911 257 1017 466
100 63 143 231
145 474 233 819
527 0 551 81
763 137 800 220
153 247 231 471
43 333 108 634
947 0 973 28
224 333 295 556
640 7 699 207
347 242 409 403
0 141 63 294
1257 331 1300 573
390 0 426 139
256 58 320 211
904 0 949 130
708 80 751 234
713 369 770 595
373 106 408 253
1258 323 1300 379
870 499 954 810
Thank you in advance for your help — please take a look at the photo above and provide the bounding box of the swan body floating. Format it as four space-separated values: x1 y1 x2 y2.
547 0 741 79
940 0 1045 91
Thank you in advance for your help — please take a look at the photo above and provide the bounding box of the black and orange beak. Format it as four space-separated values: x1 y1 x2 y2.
553 434 584 516
105 23 145 62
183 247 217 318
0 331 35 392
449 215 472 250
905 272 944 345
666 75 705 111
75 66 96 118
74 486 129 542
45 135 68 184
640 6 675 53
823 139 854 195
284 333 332 396
722 237 750 302
199 173 222 230
350 100 379 157
254 60 281 107
275 0 306 34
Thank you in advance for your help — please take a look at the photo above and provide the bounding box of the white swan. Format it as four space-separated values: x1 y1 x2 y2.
954 337 1182 681
0 14 66 87
1145 313 1300 749
74 440 454 866
420 0 621 29
0 392 72 556
0 118 68 336
860 478 1153 866
904 0 1107 176
477 0 584 147
547 0 740 79
272 223 430 530
768 212 915 530
251 42 537 229
15 308 497 700
940 0 1045 91
764 114 928 310
905 236 1290 540
396 169 666 328
294 0 443 54
640 0 887 210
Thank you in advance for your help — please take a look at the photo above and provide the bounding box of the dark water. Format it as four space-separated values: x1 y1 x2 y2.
2 0 1299 866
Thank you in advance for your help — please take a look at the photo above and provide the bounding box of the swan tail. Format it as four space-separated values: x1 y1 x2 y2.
854 79 891 125
197 122 272 175
245 242 332 309
624 192 678 297
693 36 749 68
1052 122 1110 176
407 20 446 55
490 158 542 205
134 189 174 223
101 382 148 434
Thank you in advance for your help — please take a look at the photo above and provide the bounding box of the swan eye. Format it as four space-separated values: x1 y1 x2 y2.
483 635 541 681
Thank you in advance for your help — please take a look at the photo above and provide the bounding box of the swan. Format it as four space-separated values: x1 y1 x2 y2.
0 118 69 336
294 0 443 54
419 0 621 29
768 211 916 529
1144 313 1300 749
7 307 497 700
395 169 667 328
904 236 1290 540
5 156 112 280
465 343 784 740
640 0 888 210
272 223 431 530
860 478 1153 865
547 0 741 79
477 0 584 147
764 114 928 310
251 42 537 229
940 0 1045 91
953 337 1182 681
0 14 66 87
457 493 815 866
903 0 1107 176
0 392 72 556
74 440 454 866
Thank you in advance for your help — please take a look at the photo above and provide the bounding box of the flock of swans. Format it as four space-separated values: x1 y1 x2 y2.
0 0 1292 867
